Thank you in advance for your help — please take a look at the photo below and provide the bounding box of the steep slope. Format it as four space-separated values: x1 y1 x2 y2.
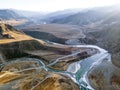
83 10 120 55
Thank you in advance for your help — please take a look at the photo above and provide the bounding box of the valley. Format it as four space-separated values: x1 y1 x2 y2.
0 4 120 90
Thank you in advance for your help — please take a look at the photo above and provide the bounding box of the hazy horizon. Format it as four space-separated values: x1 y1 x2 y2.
0 0 120 12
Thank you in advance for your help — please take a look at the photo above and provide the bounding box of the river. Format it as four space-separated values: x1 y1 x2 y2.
50 43 111 90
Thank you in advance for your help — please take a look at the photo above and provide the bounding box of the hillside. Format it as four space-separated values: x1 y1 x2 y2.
21 24 86 44
80 10 120 56
0 23 33 44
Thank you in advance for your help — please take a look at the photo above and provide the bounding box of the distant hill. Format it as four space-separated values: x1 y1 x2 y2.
34 9 82 24
13 9 46 23
0 9 83 24
50 5 120 26
51 10 105 25
0 9 25 20
0 9 35 27
13 9 45 17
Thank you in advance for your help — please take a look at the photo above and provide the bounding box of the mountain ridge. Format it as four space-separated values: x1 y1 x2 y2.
0 9 25 20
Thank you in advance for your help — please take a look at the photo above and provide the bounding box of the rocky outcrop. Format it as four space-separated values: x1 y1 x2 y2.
0 24 15 39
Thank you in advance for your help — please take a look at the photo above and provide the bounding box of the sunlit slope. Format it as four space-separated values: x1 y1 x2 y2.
0 23 34 44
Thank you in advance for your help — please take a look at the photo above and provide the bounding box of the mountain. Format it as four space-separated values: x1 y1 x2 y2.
33 9 82 24
81 7 120 55
13 9 45 17
50 5 120 26
51 10 105 25
0 9 35 27
0 9 82 24
0 9 24 20
13 9 47 23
